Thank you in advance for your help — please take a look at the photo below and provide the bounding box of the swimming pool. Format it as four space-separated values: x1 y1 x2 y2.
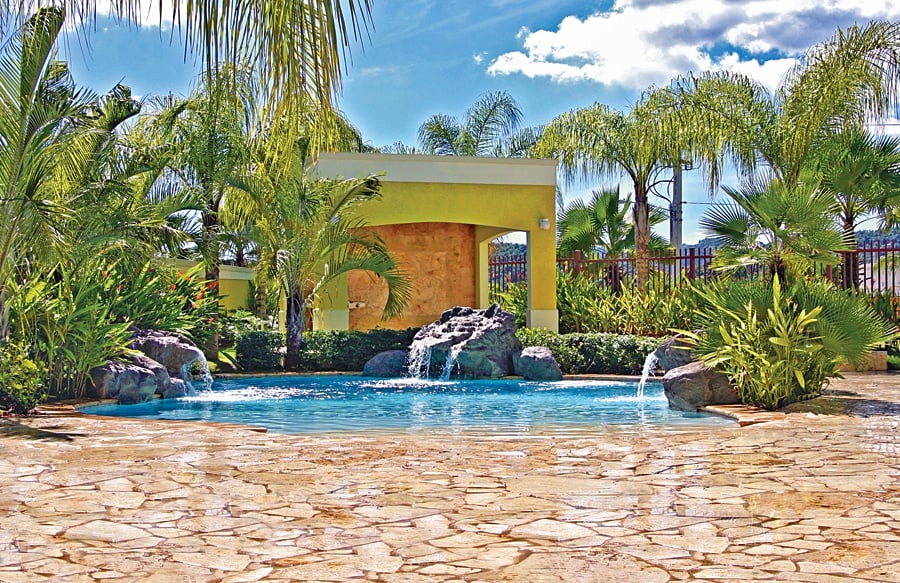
79 375 732 434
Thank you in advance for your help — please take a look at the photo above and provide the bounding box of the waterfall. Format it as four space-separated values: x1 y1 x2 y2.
181 355 214 393
440 347 461 381
407 343 432 379
637 351 659 399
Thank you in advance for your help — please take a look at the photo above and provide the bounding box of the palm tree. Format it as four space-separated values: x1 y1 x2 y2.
418 90 541 157
3 1 373 123
538 92 682 287
222 94 366 322
130 67 258 357
670 21 900 198
557 188 667 293
808 129 900 288
0 7 93 339
699 176 850 282
254 173 411 369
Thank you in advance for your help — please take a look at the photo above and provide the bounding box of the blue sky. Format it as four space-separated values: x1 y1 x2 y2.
62 0 900 243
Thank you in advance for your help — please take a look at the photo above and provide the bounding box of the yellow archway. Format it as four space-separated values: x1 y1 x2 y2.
312 153 558 332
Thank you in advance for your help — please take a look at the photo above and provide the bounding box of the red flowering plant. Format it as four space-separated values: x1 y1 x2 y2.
101 261 220 346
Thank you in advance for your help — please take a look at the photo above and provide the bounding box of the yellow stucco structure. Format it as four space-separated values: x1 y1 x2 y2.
311 153 559 332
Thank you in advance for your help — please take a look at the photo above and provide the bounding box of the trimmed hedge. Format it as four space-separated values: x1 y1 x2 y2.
295 328 418 372
517 329 661 375
235 330 284 371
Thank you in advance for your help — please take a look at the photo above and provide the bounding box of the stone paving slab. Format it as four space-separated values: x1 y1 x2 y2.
0 373 898 581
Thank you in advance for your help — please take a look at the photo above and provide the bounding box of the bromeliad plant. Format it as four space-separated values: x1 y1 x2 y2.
681 276 897 410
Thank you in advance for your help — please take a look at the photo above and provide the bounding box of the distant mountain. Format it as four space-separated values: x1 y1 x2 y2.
855 228 900 247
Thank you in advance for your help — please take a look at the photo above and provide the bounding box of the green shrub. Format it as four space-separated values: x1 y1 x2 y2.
496 271 700 336
517 329 660 375
295 328 418 371
8 274 132 399
236 330 284 371
684 276 897 410
220 310 272 349
0 342 46 414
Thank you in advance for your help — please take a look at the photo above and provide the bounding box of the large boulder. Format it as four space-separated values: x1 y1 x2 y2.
662 361 739 411
89 353 191 404
513 346 563 381
363 350 409 378
130 329 205 380
409 304 521 379
654 334 696 373
88 359 159 404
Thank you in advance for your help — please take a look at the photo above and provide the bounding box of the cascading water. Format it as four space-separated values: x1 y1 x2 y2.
637 350 660 399
440 347 461 381
407 343 433 379
181 355 214 393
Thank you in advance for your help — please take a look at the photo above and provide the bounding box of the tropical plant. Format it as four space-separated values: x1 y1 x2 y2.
3 1 374 129
669 21 900 202
808 129 900 288
249 172 411 369
682 276 897 409
538 92 683 287
417 90 541 157
699 175 851 281
557 188 668 292
0 341 45 414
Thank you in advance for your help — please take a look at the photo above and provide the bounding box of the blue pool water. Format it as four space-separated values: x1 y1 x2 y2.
79 376 731 434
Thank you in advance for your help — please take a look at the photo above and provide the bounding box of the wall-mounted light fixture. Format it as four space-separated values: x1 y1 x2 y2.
539 217 551 230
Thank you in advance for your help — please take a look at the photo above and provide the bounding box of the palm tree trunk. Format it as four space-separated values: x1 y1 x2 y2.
202 209 220 360
254 267 268 321
284 289 305 370
633 185 650 288
842 221 860 290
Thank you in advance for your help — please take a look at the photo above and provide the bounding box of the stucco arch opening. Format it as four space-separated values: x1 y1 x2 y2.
311 153 559 333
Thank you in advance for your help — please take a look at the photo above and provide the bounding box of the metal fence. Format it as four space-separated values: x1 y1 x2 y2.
488 242 900 296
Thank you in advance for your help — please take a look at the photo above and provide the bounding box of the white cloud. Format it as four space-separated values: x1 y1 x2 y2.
487 0 900 92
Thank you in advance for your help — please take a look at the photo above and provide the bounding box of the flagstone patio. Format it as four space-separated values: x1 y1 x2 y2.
1 372 898 582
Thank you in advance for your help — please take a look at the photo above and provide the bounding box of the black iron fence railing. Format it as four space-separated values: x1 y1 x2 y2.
488 243 900 296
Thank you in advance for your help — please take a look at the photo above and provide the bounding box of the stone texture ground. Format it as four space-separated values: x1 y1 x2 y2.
1 372 898 582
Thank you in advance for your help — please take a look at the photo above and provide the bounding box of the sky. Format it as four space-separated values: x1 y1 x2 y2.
59 0 900 244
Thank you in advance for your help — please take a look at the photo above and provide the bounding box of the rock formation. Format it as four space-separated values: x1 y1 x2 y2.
88 329 209 404
408 304 522 379
513 346 563 381
662 360 739 411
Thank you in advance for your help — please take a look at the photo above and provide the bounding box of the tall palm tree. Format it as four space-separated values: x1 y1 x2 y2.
538 92 682 287
808 129 900 288
0 7 93 339
3 1 373 122
418 90 541 157
670 21 900 197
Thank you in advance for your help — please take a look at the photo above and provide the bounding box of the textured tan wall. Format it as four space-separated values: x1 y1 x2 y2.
348 223 476 330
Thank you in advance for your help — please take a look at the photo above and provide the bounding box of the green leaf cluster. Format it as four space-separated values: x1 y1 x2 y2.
683 276 898 409
0 342 46 414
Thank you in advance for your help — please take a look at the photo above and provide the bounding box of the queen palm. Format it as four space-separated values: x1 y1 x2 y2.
538 92 682 287
418 90 541 157
4 1 372 122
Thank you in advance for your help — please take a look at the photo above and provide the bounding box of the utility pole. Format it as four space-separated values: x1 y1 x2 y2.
670 164 683 254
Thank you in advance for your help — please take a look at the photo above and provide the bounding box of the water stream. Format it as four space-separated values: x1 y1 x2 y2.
637 351 660 399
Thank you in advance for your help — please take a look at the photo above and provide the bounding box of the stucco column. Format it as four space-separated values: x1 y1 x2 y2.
526 227 558 332
312 272 350 331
